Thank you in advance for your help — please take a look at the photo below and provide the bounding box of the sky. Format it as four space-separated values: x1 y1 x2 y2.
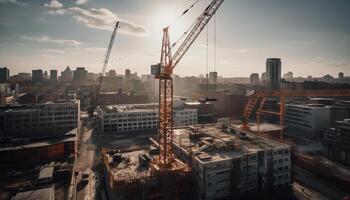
0 0 349 77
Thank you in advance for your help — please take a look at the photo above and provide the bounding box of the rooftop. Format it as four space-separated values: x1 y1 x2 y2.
98 104 158 113
174 125 289 164
286 103 331 108
11 185 55 200
1 100 79 113
103 148 153 183
38 166 54 180
0 129 76 151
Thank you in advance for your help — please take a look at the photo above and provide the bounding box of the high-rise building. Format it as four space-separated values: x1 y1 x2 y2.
43 71 49 80
73 67 88 81
107 69 117 77
209 71 218 84
32 69 43 82
125 69 131 80
50 70 57 80
339 72 344 79
61 66 73 81
261 72 266 83
0 67 9 83
250 73 259 86
283 71 293 79
266 58 281 90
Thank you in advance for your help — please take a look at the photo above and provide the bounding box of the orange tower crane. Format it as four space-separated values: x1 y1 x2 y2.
151 0 224 169
242 89 350 139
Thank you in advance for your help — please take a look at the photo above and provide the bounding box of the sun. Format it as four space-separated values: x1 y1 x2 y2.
151 8 193 46
153 10 179 30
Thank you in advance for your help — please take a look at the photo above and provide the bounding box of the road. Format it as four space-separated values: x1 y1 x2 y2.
75 118 97 200
292 182 329 200
293 166 348 200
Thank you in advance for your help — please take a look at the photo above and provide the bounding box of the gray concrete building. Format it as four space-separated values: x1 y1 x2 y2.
73 67 88 82
285 104 331 137
250 73 259 86
323 119 350 166
2 100 80 137
50 70 57 80
32 69 43 82
61 66 73 81
209 71 218 84
173 125 291 200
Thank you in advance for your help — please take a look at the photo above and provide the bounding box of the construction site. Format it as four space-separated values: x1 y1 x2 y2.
91 0 350 199
101 123 291 200
2 0 350 199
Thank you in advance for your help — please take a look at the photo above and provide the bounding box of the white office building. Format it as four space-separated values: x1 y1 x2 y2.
97 103 197 134
285 104 331 137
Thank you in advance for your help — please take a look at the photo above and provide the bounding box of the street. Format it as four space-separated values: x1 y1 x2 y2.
293 166 348 200
75 115 98 200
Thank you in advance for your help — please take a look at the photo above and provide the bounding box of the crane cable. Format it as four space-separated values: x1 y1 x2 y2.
214 13 216 73
177 0 200 20
206 24 209 99
170 0 202 48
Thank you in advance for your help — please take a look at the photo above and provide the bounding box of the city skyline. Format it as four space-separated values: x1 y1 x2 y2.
1 0 350 77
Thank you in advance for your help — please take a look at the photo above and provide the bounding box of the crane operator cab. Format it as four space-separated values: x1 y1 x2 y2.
151 64 161 77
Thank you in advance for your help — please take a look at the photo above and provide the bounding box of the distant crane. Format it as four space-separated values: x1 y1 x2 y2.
89 21 119 117
242 89 350 139
151 0 224 169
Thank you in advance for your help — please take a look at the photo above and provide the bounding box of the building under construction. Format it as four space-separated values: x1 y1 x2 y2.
101 124 291 200
101 147 192 200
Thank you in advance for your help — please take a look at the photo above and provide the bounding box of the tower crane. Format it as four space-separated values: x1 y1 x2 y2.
242 89 350 139
89 21 119 117
151 0 224 169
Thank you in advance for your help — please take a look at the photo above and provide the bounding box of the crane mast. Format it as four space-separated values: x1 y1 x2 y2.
151 0 224 169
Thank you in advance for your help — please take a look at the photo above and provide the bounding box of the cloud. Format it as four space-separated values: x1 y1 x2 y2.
76 0 88 5
236 48 248 53
44 0 66 14
315 56 324 60
313 57 347 67
328 61 347 67
48 9 66 14
44 0 62 8
67 7 148 36
0 0 28 6
21 35 82 46
38 48 65 54
83 47 106 52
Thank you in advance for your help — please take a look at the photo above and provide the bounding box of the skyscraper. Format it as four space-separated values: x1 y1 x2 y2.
50 70 58 80
32 69 43 82
125 69 131 80
261 72 267 83
209 71 218 84
73 67 88 81
266 58 281 90
61 66 73 81
250 73 259 86
0 67 9 83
